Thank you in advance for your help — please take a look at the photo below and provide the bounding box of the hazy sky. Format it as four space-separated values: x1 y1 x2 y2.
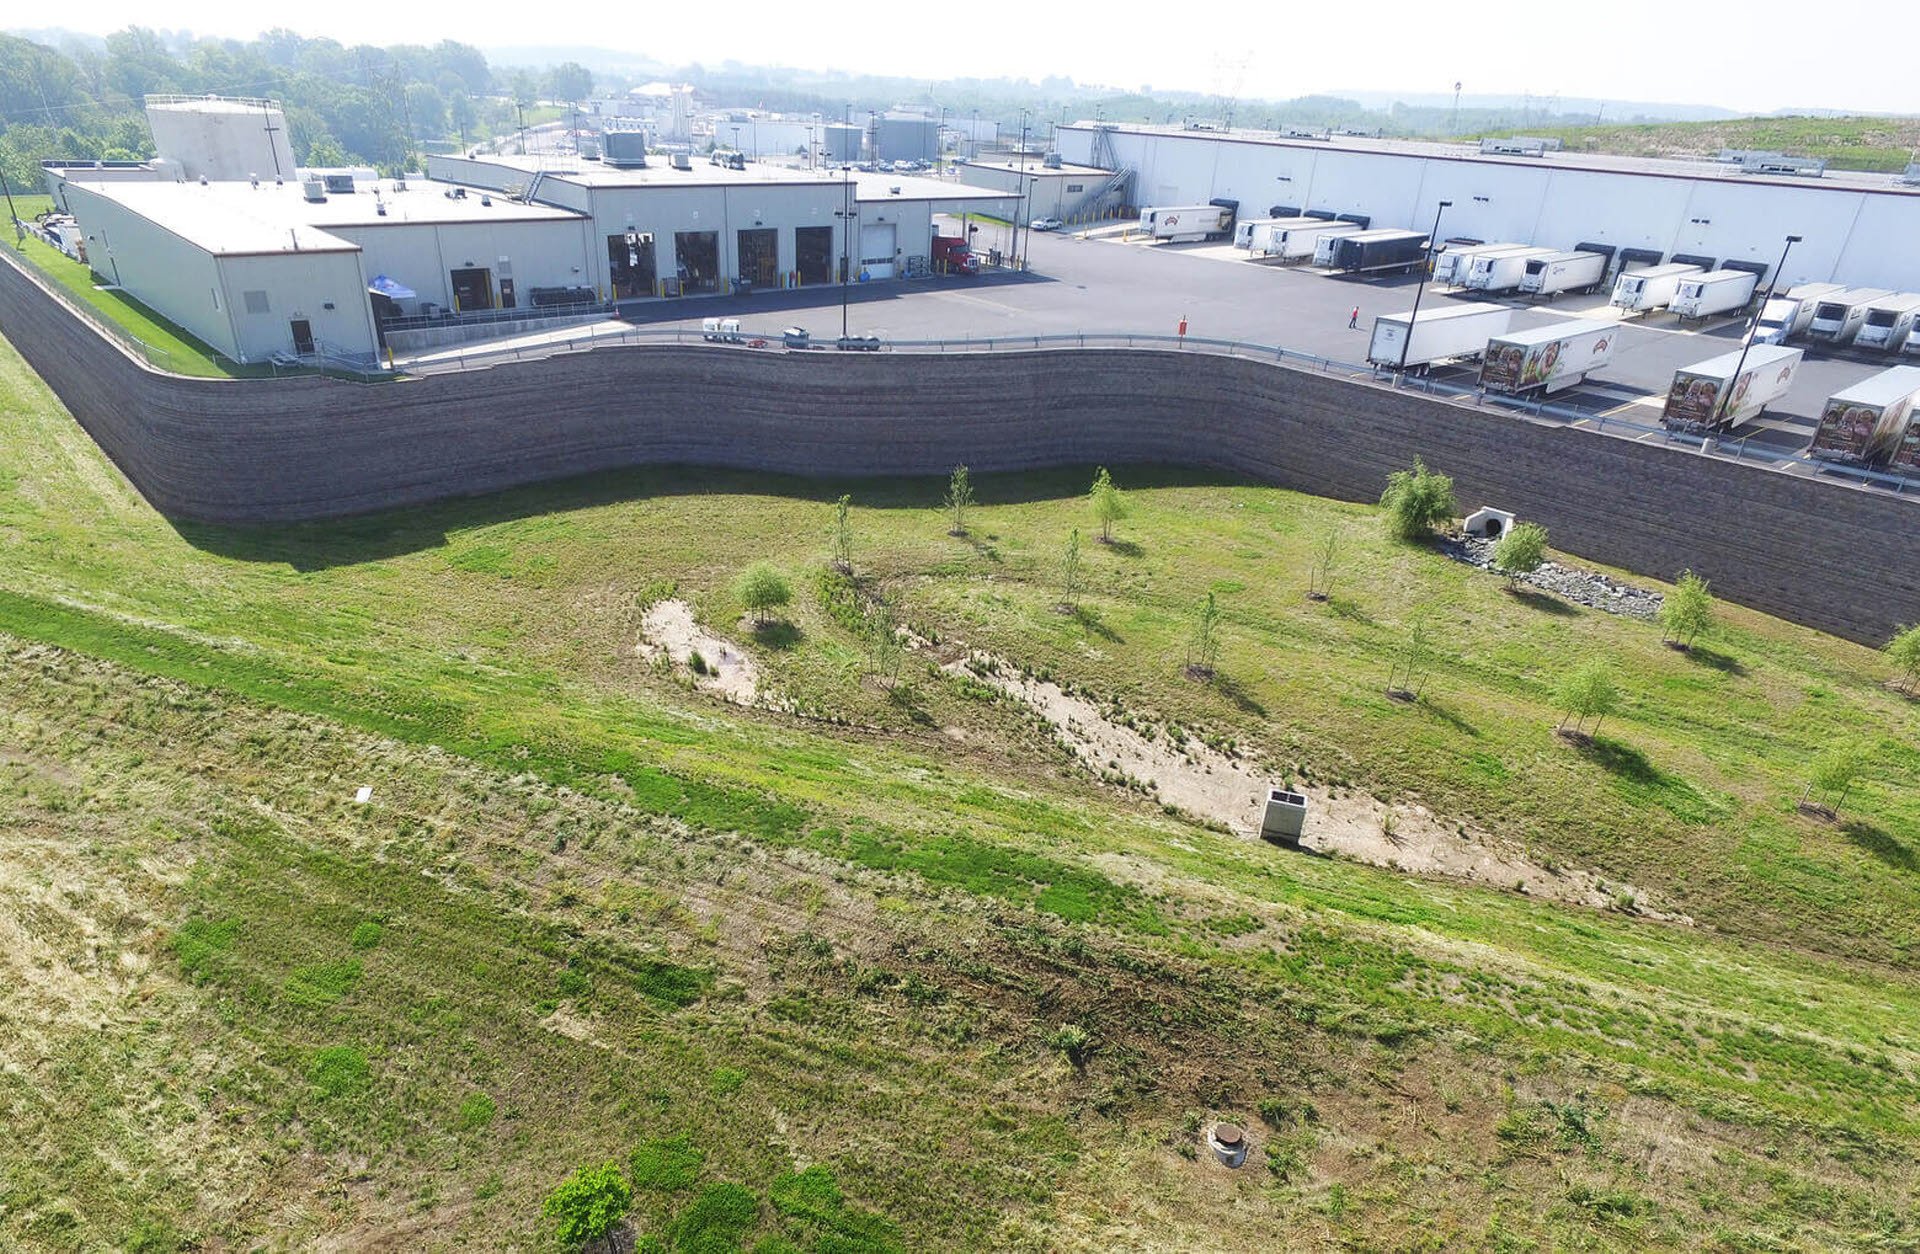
32 1 1920 115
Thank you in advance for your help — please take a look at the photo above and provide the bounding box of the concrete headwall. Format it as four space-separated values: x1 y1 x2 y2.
2 250 1916 646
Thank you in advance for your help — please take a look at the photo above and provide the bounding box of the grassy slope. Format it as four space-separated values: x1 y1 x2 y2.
1477 116 1920 173
1 329 1918 1249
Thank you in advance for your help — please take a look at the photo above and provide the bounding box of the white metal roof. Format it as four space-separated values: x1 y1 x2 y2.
1828 365 1920 407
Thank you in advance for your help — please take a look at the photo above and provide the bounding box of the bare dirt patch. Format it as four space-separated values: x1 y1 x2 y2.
637 598 760 704
949 650 1685 922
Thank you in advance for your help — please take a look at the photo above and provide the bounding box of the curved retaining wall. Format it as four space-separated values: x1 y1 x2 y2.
3 252 1916 646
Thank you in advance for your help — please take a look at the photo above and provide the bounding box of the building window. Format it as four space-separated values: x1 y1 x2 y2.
243 290 270 314
1066 183 1085 193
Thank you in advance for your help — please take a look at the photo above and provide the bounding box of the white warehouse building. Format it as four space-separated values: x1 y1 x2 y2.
1058 124 1920 291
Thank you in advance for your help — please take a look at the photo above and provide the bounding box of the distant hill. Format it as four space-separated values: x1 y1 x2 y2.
1472 115 1920 174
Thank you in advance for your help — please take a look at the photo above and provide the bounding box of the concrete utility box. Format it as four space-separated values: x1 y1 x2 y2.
1463 507 1516 538
1260 788 1308 844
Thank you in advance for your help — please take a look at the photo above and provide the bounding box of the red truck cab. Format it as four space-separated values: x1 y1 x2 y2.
931 235 980 275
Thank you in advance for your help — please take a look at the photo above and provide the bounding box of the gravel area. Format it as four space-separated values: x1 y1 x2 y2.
1440 535 1665 620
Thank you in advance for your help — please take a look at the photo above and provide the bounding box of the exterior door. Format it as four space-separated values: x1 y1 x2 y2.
859 223 896 279
290 319 315 354
450 267 492 311
498 278 516 309
795 226 833 285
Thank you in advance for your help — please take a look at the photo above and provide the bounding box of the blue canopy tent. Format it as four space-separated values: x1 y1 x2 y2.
367 274 417 301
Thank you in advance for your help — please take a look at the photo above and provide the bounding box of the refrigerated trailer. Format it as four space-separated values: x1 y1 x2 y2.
1611 263 1703 313
1252 218 1360 260
1853 293 1920 352
1138 204 1234 243
1808 289 1893 344
1327 228 1429 275
1463 246 1559 293
1754 282 1846 344
1477 320 1617 395
1806 366 1920 464
1367 302 1512 371
1660 344 1803 432
1433 242 1525 286
1233 217 1282 249
1669 270 1760 319
1517 250 1608 297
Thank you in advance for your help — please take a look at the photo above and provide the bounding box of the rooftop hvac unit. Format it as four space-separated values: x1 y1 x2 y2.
301 176 326 202
1481 137 1547 157
1042 152 1062 168
323 173 355 194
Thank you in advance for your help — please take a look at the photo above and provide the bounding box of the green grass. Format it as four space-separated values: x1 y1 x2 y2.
2 325 1919 1249
1470 115 1920 173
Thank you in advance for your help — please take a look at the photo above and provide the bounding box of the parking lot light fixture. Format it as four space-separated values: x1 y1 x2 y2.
1719 233 1802 425
1397 199 1452 375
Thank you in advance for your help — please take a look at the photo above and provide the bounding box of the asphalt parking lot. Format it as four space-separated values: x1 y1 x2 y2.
621 223 1913 453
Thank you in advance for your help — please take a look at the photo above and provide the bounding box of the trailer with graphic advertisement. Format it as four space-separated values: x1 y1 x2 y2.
1806 366 1920 464
1478 320 1617 395
1661 344 1803 432
1139 203 1233 243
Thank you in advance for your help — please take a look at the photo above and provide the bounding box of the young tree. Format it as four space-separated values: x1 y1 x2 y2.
1802 741 1868 817
543 1161 632 1253
1185 591 1223 678
1386 614 1433 699
1885 624 1920 694
1492 521 1549 587
943 465 975 536
735 562 792 626
830 493 854 574
1379 457 1458 542
1089 466 1127 544
1555 659 1620 738
1660 570 1714 649
1059 528 1084 611
867 599 905 688
547 61 594 105
1308 529 1340 601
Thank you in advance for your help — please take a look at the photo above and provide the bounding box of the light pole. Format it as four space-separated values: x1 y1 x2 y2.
839 105 854 337
1015 110 1031 267
1719 233 1802 426
1397 200 1452 375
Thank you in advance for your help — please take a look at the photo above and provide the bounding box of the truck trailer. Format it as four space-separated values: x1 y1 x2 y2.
1252 217 1360 261
1517 250 1608 298
1805 365 1920 464
1327 228 1429 275
1660 344 1803 432
1432 242 1524 287
1138 204 1233 243
1753 282 1846 344
1477 320 1617 395
1233 217 1283 249
1669 269 1760 318
1807 289 1894 344
1462 246 1559 293
1611 263 1703 314
1367 302 1513 371
1852 293 1920 352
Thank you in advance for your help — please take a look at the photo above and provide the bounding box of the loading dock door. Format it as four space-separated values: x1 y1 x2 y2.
450 267 493 311
859 223 897 279
796 226 833 285
608 233 658 299
674 231 721 292
737 228 778 289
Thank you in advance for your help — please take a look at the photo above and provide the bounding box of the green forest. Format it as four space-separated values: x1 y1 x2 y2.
0 28 594 189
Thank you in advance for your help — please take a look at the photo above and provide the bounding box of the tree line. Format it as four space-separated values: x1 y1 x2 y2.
0 27 599 189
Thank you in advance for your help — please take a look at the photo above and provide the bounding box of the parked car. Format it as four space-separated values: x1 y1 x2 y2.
835 335 882 352
782 326 812 349
1029 216 1063 232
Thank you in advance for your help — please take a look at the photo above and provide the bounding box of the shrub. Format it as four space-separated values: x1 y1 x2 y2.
543 1161 632 1252
1379 457 1457 541
1089 466 1127 543
830 493 854 573
1803 741 1869 816
942 464 976 536
736 563 792 625
1555 659 1620 737
1885 623 1920 693
1492 521 1548 585
1660 570 1714 648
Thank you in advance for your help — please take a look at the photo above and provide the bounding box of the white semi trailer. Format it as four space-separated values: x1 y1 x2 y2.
1669 270 1761 318
1661 344 1804 432
1808 289 1894 344
1517 250 1608 297
1853 293 1920 352
1138 204 1233 243
1250 218 1359 260
1366 302 1513 371
1433 242 1524 287
1462 246 1559 293
1611 263 1703 314
1753 282 1846 344
1806 365 1920 464
1233 216 1283 249
1478 320 1617 395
